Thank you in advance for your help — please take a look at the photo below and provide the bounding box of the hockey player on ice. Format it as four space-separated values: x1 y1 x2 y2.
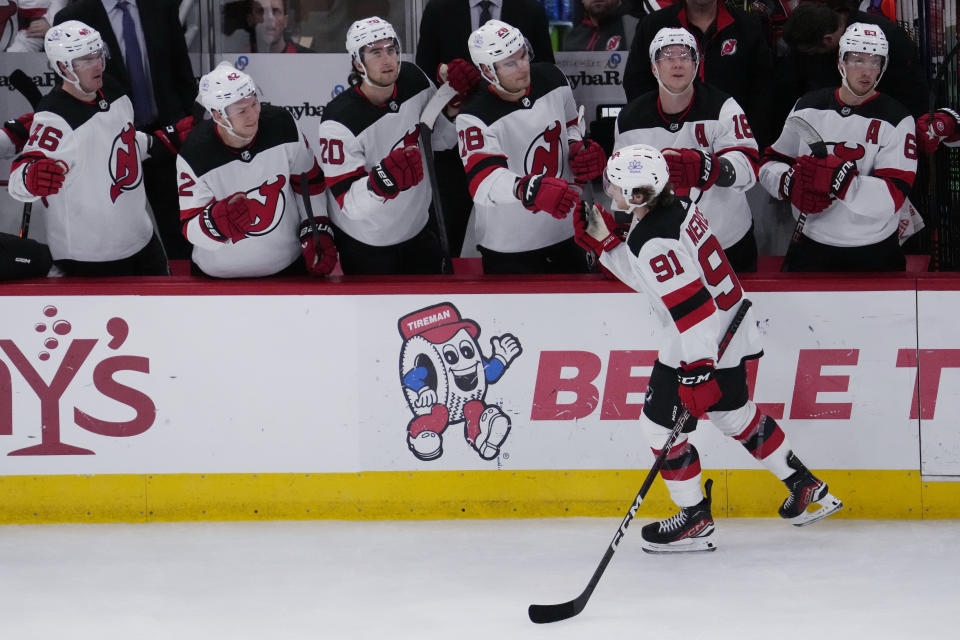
574 144 842 553
317 17 459 275
760 23 917 272
398 302 521 462
615 27 760 273
456 19 607 274
177 61 336 278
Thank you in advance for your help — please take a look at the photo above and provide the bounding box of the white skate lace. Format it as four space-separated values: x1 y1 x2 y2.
660 509 689 533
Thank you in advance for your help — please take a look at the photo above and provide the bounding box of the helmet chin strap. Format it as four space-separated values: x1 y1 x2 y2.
653 67 694 97
58 63 91 96
838 64 882 97
215 110 254 145
480 63 526 97
356 57 398 90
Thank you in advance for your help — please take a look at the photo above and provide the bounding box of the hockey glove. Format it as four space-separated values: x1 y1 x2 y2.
369 146 423 199
917 108 960 153
445 58 480 98
298 217 338 276
515 173 579 219
152 114 198 156
664 148 721 192
779 163 832 214
24 158 68 197
2 112 33 154
796 154 858 200
202 192 255 243
677 359 722 418
569 139 607 183
573 201 622 256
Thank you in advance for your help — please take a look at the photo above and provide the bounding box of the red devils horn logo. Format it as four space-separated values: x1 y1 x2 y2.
392 125 422 152
720 39 737 56
525 120 563 178
833 142 866 162
109 123 142 203
244 174 287 236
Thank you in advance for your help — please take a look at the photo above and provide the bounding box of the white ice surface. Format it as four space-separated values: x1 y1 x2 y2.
1 518 957 639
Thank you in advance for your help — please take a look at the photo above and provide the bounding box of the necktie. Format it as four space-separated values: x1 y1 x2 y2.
117 1 152 126
479 1 493 26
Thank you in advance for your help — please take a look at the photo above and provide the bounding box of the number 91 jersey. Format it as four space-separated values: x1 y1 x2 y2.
600 197 762 369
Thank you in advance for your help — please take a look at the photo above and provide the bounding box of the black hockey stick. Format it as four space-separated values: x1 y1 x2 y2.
528 298 753 624
780 115 828 272
418 83 457 274
9 69 42 109
299 171 330 268
19 203 32 239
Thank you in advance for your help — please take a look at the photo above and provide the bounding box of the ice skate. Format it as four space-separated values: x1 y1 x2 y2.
779 452 843 526
641 479 717 554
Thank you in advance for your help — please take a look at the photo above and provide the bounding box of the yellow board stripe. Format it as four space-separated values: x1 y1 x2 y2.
1 470 958 524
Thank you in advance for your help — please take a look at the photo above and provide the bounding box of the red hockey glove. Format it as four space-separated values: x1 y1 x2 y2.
779 163 832 215
569 139 607 183
24 157 67 197
515 173 579 219
917 108 960 153
445 58 480 98
3 112 34 154
202 192 255 243
299 217 338 276
664 148 720 191
796 154 858 200
677 359 722 418
370 146 423 199
153 114 198 155
574 201 621 255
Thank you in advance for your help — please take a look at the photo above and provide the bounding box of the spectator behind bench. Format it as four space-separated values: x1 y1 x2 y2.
561 0 638 52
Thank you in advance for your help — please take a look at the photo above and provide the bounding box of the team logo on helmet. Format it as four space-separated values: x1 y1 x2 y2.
243 175 287 236
108 123 142 203
720 39 737 56
524 120 563 177
227 72 240 81
496 27 509 37
78 28 90 35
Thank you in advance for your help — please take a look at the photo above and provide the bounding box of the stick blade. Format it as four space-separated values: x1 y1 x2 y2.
528 597 586 624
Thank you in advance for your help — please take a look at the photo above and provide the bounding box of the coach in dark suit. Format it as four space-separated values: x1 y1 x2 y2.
416 0 555 258
55 0 198 261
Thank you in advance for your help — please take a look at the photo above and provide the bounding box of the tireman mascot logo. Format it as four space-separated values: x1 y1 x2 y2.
398 302 522 461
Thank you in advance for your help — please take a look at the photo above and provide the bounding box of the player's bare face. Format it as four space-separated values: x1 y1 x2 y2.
71 51 106 94
494 48 531 93
654 45 696 94
225 95 261 140
362 39 400 86
842 53 882 96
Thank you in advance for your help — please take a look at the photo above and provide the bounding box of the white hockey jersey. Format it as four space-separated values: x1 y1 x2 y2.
2 0 66 52
600 197 762 369
456 63 582 253
614 82 758 250
177 105 323 278
760 88 917 247
318 64 456 247
8 76 154 262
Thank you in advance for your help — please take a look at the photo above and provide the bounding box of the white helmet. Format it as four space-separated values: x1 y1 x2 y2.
604 144 670 214
468 19 531 94
345 16 401 87
198 61 258 136
648 27 699 96
45 20 105 94
838 23 888 93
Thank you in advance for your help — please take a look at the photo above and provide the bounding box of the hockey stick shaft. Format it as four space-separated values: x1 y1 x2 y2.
299 171 325 256
9 69 42 109
528 298 753 624
781 116 828 272
19 202 32 239
418 83 457 274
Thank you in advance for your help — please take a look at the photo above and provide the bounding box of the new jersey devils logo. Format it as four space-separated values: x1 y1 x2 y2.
720 39 737 56
605 36 622 51
833 142 866 162
108 123 142 203
391 125 422 152
524 120 563 178
244 174 286 236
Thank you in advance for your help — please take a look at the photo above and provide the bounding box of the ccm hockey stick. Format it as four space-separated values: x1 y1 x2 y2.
780 115 828 272
418 82 457 274
528 298 753 625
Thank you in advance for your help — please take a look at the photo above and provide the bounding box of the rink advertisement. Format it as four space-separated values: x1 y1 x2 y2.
0 281 958 522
